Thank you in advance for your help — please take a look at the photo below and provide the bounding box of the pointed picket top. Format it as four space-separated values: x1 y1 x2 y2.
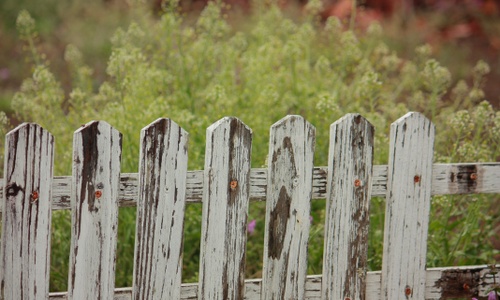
1 123 54 300
322 114 374 300
133 118 189 299
199 117 252 300
261 115 316 300
68 120 122 300
381 112 435 300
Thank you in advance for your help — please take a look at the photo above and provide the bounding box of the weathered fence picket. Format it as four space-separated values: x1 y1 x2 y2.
0 123 54 299
68 121 122 300
261 115 316 300
322 114 374 300
0 112 499 300
133 118 189 299
199 117 252 299
381 112 435 299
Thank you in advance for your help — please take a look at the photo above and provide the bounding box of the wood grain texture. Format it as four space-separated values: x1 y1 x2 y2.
46 265 500 299
0 162 498 211
0 123 54 300
0 113 498 300
198 117 252 299
133 118 188 299
431 163 500 195
68 121 122 300
261 115 315 300
322 114 374 300
381 112 435 300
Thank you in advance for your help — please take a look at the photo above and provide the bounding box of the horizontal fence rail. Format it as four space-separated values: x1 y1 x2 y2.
0 163 499 212
0 112 499 300
46 265 500 300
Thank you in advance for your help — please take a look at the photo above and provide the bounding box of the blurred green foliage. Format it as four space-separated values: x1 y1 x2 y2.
2 0 499 291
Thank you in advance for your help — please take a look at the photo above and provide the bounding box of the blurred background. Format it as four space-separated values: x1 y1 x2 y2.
1 0 499 124
1 0 499 293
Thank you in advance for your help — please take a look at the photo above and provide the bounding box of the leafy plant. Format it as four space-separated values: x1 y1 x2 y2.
8 1 499 291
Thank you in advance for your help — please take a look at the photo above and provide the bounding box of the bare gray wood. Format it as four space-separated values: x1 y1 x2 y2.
133 118 189 299
431 163 500 195
381 112 435 299
198 117 252 299
47 265 500 299
0 123 54 299
67 121 122 300
322 114 374 300
1 162 497 211
261 115 316 300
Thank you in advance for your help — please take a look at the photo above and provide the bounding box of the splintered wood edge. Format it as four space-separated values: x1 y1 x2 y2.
0 163 498 212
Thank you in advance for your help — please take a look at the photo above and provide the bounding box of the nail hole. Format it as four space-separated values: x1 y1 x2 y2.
405 286 412 297
31 191 39 202
230 180 238 190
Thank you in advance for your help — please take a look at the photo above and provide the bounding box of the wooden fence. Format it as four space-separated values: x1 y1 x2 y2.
0 112 499 299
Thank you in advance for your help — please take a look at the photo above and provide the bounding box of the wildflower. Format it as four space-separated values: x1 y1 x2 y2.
304 0 323 17
0 68 10 80
16 10 36 39
473 60 490 78
421 59 451 93
473 291 498 300
247 220 256 235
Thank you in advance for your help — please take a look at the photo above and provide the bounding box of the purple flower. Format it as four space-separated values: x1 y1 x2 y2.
247 219 256 235
489 291 498 300
473 291 499 300
0 68 10 80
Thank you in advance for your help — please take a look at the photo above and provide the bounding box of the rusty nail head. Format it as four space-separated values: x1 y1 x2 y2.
470 173 477 180
414 175 420 183
31 191 39 202
405 286 412 297
95 190 102 198
354 179 361 187
463 283 470 291
230 180 238 189
345 298 351 300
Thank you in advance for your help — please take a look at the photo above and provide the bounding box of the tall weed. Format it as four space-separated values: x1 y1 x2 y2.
7 2 500 290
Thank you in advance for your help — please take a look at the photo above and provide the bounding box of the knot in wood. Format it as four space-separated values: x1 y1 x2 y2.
6 182 22 197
